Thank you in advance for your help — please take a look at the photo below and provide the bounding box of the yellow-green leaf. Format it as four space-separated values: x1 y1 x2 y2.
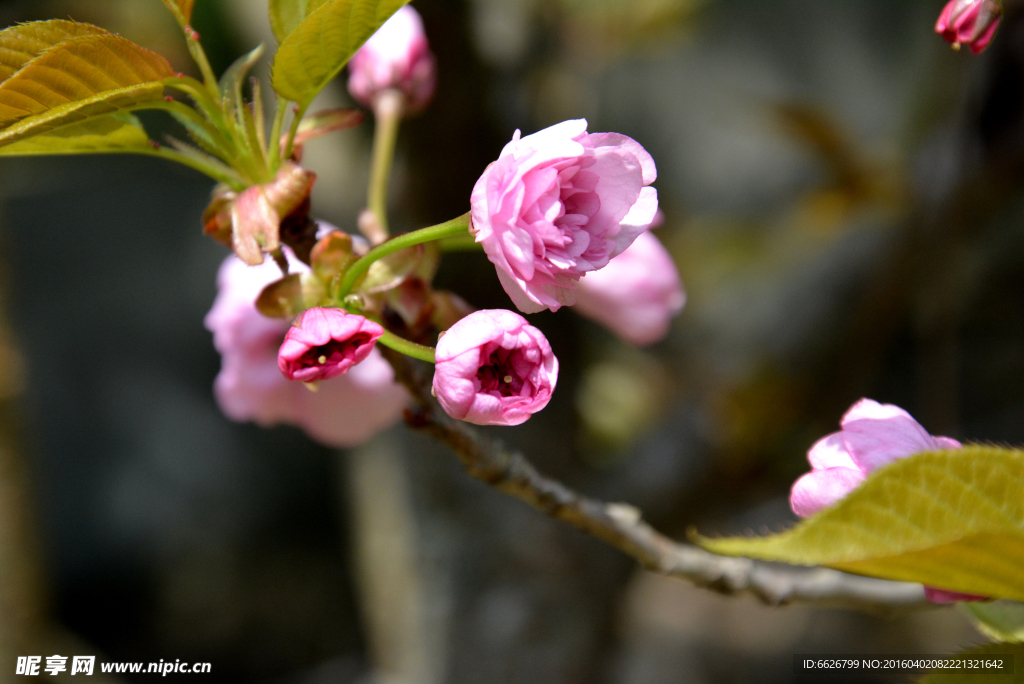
160 0 196 25
271 0 410 105
0 34 174 148
917 643 1024 683
268 0 330 43
0 20 109 83
965 601 1024 644
695 447 1024 601
0 113 151 156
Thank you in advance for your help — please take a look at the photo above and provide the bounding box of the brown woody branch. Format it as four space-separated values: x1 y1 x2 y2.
382 349 934 615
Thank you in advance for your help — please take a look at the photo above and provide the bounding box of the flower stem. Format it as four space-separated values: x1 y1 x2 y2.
439 233 482 251
367 89 405 240
376 329 436 363
183 26 221 100
338 213 471 298
282 103 308 163
267 95 288 171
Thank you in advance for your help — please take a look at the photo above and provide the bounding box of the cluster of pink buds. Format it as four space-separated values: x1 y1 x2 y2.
935 0 1003 54
207 4 685 438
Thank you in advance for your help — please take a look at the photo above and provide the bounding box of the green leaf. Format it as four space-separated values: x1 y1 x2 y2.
0 34 174 148
0 113 151 156
917 643 1024 683
271 0 410 105
160 0 196 26
268 0 330 43
965 601 1024 643
0 20 109 83
219 44 265 100
293 107 364 146
695 447 1024 601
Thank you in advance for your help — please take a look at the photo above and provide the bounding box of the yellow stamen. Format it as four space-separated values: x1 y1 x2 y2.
318 355 327 364
503 375 513 384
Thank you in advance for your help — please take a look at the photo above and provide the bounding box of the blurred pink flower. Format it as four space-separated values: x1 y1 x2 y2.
205 254 407 447
790 398 982 604
433 310 557 426
470 119 659 313
936 0 1002 54
574 230 685 346
278 308 384 383
347 5 436 113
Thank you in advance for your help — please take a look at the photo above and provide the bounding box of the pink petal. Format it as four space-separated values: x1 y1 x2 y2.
790 467 867 518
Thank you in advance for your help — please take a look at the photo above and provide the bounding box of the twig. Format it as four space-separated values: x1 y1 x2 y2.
381 349 934 616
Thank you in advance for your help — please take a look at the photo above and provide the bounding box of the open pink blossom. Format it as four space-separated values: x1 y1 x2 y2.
574 230 685 346
471 119 659 313
790 398 982 604
433 310 557 426
278 308 384 383
347 5 436 113
205 253 407 447
936 0 1002 54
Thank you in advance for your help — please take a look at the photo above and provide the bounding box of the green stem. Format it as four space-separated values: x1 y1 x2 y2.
439 233 482 252
146 147 246 188
367 89 405 238
268 95 288 172
338 213 471 298
376 329 436 363
183 27 221 100
282 103 308 162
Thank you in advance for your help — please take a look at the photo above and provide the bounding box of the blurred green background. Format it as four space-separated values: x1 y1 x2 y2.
0 0 1021 682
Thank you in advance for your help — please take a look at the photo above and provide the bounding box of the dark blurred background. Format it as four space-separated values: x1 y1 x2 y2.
0 0 1020 682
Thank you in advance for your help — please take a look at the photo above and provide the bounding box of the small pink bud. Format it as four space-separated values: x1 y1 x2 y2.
432 310 558 426
347 5 437 114
789 399 983 604
936 0 1002 54
278 308 384 382
470 119 659 313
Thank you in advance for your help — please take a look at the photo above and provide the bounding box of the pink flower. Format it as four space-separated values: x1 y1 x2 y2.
790 398 983 604
432 310 558 426
936 0 1002 54
347 5 437 113
574 230 685 346
205 254 407 447
278 308 384 383
470 119 659 314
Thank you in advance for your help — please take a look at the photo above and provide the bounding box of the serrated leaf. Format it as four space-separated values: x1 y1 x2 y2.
695 447 1024 601
0 34 174 148
965 601 1024 643
917 643 1024 683
271 0 410 105
0 20 108 83
0 113 150 156
269 0 330 43
219 44 264 100
160 0 196 25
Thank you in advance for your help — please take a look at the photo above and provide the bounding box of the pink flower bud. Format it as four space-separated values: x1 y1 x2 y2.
470 119 659 314
278 308 384 383
432 310 558 426
574 230 685 346
347 5 437 113
205 253 407 447
789 399 984 604
936 0 1002 54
